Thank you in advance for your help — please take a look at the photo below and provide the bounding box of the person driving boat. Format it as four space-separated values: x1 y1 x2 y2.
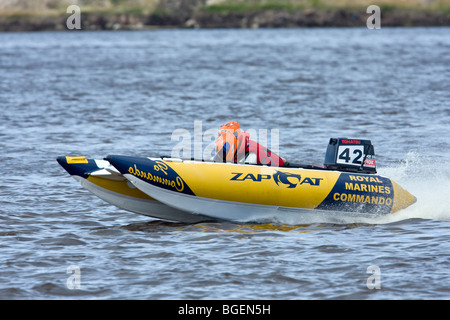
214 121 286 166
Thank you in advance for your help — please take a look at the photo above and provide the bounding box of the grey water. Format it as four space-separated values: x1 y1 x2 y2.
0 27 449 300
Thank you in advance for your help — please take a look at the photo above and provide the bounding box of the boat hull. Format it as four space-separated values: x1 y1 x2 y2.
106 155 417 223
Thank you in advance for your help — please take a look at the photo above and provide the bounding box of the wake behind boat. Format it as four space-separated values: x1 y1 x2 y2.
57 138 416 224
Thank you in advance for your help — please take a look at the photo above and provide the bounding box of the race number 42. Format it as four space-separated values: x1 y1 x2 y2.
337 145 364 166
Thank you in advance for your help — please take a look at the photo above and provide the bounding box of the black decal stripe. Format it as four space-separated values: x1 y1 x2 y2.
316 173 394 214
107 155 195 196
57 156 100 179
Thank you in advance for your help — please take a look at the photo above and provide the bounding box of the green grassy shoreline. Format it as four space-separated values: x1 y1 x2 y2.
203 0 450 14
0 0 449 31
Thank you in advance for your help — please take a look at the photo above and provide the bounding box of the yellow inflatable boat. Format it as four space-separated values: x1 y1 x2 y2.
58 138 416 223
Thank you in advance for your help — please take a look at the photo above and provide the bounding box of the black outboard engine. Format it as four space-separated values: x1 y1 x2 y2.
324 138 376 174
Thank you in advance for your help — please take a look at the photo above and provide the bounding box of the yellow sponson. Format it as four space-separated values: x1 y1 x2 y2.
169 161 335 208
86 176 154 200
390 180 417 212
160 160 415 214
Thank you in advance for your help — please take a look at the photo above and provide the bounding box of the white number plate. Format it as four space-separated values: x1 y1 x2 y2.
336 145 365 166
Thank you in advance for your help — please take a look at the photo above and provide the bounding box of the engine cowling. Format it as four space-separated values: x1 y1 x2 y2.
324 138 376 174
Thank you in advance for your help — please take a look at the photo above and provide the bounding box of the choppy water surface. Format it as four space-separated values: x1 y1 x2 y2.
0 27 449 300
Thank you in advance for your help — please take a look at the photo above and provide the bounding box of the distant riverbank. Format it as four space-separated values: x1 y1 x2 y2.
0 0 449 31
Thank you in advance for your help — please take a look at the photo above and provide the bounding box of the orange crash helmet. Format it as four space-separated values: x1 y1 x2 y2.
215 121 242 162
